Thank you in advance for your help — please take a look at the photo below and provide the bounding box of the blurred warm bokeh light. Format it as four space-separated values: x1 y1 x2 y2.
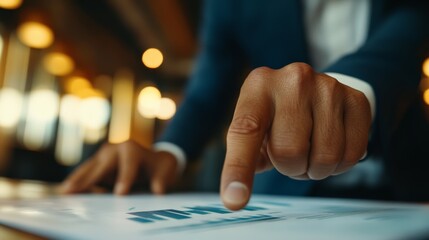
0 88 23 129
142 48 163 69
23 89 60 150
156 97 176 120
26 89 59 122
0 0 22 10
65 76 92 95
78 97 110 130
137 86 161 118
137 86 176 120
56 94 83 166
17 21 54 49
423 58 429 78
75 88 105 99
43 52 75 76
421 60 429 106
58 95 79 124
0 0 192 180
423 89 429 105
108 70 134 144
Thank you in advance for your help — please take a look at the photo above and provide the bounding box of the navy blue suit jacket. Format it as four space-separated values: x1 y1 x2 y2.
159 0 429 200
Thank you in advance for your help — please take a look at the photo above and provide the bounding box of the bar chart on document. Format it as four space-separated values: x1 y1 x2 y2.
125 197 429 238
1 193 429 240
127 201 289 234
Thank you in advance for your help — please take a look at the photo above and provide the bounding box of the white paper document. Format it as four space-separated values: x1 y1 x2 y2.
1 193 429 240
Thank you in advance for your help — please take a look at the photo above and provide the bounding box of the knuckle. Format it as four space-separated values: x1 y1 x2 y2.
318 77 343 98
346 90 370 112
280 63 314 93
350 88 366 101
248 66 273 80
285 62 313 76
243 67 273 92
284 63 313 80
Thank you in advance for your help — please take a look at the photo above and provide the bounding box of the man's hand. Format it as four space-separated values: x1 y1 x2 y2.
221 63 372 210
60 140 178 195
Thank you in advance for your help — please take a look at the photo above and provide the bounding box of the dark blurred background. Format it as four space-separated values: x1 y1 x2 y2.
0 0 202 185
0 0 429 194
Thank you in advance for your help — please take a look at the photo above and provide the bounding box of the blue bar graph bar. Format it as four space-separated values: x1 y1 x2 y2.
128 204 268 224
185 209 211 215
129 209 191 221
145 214 281 234
128 217 154 223
169 209 191 216
184 206 231 214
242 205 266 211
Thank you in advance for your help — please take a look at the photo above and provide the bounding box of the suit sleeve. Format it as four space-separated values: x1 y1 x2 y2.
157 0 244 161
325 2 429 145
325 2 429 200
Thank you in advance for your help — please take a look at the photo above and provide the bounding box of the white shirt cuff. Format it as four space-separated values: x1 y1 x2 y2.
326 72 376 121
153 142 187 175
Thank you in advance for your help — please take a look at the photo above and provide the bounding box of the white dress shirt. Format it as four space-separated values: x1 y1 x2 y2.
155 0 377 178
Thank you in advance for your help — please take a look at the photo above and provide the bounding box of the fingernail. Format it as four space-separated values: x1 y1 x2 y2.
114 183 126 195
359 151 368 161
151 181 162 195
223 181 249 206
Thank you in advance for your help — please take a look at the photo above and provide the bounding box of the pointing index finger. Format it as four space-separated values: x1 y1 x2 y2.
221 69 273 210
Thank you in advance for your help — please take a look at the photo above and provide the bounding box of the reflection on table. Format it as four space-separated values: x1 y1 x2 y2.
0 177 58 240
0 177 59 200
